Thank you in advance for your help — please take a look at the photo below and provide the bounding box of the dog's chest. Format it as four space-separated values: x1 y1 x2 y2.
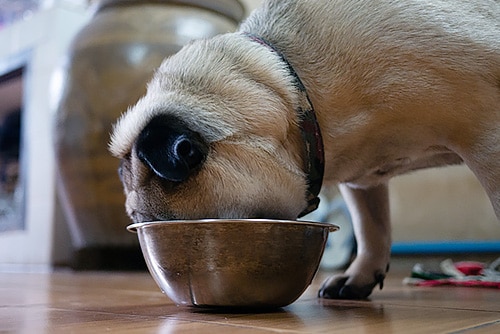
325 145 463 188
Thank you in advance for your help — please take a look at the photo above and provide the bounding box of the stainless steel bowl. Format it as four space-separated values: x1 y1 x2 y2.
128 219 338 309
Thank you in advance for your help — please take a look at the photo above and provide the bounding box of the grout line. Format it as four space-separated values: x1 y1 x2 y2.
446 319 500 333
370 301 500 314
302 294 500 313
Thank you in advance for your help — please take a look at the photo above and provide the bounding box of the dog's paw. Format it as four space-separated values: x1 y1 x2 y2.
318 254 390 300
318 271 386 300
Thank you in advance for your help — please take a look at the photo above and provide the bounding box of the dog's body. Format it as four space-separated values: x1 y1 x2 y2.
110 0 500 299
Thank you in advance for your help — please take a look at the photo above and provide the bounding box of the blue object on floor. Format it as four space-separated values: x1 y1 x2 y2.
392 241 500 254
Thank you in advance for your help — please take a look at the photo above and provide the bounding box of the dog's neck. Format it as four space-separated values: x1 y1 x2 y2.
243 32 325 218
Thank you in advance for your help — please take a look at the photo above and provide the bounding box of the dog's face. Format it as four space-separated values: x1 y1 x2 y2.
109 36 309 222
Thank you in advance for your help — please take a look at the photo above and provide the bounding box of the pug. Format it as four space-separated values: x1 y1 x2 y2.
109 0 499 299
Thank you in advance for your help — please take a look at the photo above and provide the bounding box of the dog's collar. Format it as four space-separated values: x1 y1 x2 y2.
243 32 325 218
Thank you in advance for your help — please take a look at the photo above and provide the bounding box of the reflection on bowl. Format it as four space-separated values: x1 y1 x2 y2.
128 219 338 309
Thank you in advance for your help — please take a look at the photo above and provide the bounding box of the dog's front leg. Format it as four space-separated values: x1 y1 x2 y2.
319 183 391 299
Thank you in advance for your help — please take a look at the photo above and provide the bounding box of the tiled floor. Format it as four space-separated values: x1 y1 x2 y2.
1 257 500 333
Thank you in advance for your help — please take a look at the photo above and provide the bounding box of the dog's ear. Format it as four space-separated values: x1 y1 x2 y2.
135 115 208 182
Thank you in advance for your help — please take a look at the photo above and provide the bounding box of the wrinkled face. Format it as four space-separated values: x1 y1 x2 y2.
109 36 309 222
113 112 307 222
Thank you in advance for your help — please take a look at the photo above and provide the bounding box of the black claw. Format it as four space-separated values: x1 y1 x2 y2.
318 277 348 299
375 271 386 290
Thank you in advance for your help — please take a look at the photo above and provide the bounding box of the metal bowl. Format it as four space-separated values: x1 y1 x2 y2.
128 219 338 309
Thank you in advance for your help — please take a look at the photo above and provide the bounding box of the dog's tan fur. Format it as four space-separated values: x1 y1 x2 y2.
110 0 499 298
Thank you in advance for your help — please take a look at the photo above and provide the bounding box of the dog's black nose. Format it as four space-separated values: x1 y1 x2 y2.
135 114 208 182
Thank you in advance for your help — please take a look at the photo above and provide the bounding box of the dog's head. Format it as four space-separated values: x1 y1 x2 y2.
109 34 310 222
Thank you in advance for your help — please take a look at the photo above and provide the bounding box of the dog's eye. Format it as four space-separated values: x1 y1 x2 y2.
118 155 131 182
118 161 125 182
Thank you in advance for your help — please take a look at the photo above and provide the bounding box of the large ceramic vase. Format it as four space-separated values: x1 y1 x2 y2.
54 0 245 269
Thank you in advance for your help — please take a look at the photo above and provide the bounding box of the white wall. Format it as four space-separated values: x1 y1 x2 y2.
0 1 91 270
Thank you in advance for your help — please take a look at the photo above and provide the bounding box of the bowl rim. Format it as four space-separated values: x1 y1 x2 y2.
127 218 339 233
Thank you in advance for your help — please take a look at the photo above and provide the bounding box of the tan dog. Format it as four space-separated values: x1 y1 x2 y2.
110 0 500 299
